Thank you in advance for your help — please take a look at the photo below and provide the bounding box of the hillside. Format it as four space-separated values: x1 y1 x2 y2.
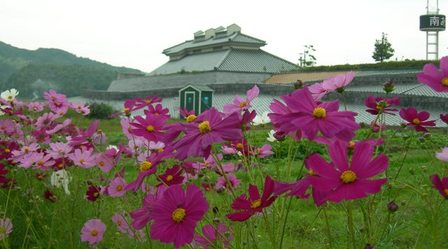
0 41 142 98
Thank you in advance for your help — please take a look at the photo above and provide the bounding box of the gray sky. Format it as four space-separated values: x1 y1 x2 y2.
1 0 447 72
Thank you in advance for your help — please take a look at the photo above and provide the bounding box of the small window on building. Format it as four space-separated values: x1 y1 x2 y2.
203 96 209 105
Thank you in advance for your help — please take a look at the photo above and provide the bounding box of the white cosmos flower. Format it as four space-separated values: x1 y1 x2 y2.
50 169 71 195
267 130 277 142
252 112 271 126
1 89 19 102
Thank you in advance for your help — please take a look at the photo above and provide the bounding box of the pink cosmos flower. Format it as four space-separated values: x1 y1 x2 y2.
27 102 45 112
436 147 448 162
95 153 115 172
417 56 448 92
179 107 196 121
130 110 168 141
130 185 167 230
173 108 242 160
44 90 69 115
150 184 208 249
45 119 72 135
270 87 359 141
108 176 127 197
194 223 233 249
126 96 163 112
157 165 184 186
70 102 90 115
68 120 100 147
227 176 277 221
308 140 388 203
35 112 60 129
69 148 97 168
147 103 170 118
125 153 162 191
399 107 436 132
112 212 129 234
308 82 328 101
365 96 400 115
321 71 355 92
80 219 106 245
252 144 273 158
215 174 240 191
48 142 72 159
0 119 16 135
440 113 448 124
33 152 54 170
430 174 448 198
0 218 13 240
223 85 259 114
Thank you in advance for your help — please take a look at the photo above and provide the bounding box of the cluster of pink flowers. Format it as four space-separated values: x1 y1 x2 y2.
2 56 448 248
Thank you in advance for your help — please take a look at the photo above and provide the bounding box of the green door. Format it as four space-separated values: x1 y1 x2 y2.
185 92 195 112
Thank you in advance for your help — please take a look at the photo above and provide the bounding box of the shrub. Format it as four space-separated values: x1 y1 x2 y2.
86 102 116 119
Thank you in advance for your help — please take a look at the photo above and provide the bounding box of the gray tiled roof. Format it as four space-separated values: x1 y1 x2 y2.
107 72 271 92
150 49 298 75
163 33 266 55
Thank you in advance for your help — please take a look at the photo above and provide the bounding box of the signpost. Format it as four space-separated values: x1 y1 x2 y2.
420 0 445 60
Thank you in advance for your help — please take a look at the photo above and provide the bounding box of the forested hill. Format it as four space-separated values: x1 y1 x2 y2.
0 41 142 98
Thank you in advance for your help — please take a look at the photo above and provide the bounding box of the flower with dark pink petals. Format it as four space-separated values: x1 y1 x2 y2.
130 110 168 141
86 184 101 202
365 96 400 115
130 185 167 230
173 108 242 160
150 184 208 248
194 223 233 249
158 165 184 186
223 85 259 114
399 107 436 132
430 174 448 198
417 56 448 92
227 176 277 221
308 140 388 203
440 113 448 124
80 219 106 245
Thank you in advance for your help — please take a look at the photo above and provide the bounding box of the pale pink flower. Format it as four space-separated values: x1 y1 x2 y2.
69 148 96 168
0 218 13 240
436 147 448 162
27 102 45 112
215 174 240 191
108 177 127 197
223 85 259 114
80 219 106 245
48 142 72 159
308 82 328 101
321 71 355 92
70 102 90 115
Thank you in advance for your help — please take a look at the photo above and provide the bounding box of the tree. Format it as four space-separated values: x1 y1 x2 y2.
298 45 317 67
372 33 394 63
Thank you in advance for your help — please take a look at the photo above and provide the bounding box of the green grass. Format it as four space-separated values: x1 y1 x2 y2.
1 116 448 249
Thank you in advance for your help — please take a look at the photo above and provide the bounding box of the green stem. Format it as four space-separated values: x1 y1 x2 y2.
323 206 334 249
262 211 277 248
278 197 293 249
347 202 356 249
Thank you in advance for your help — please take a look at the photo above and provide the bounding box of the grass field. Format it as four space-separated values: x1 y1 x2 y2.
1 111 448 249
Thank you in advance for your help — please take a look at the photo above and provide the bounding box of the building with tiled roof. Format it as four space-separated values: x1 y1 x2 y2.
107 24 297 93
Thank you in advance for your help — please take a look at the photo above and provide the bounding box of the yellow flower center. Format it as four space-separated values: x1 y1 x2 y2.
37 160 44 167
98 161 105 167
441 77 448 86
90 229 98 236
348 141 356 150
312 107 327 118
79 159 85 164
116 185 123 191
123 108 130 114
139 161 152 172
236 143 244 150
145 99 152 104
186 114 197 123
146 125 155 132
166 175 174 181
7 96 12 100
171 208 186 223
443 189 448 196
4 148 10 153
412 118 421 125
250 199 262 209
239 101 248 108
157 148 164 153
340 170 357 184
198 121 211 134
308 168 317 176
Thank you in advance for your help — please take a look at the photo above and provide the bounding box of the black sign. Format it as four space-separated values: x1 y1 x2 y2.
420 15 446 31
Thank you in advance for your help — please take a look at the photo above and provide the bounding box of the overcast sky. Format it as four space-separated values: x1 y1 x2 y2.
1 0 447 72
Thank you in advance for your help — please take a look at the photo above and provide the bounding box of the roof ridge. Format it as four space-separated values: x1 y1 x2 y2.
257 49 297 68
233 33 266 44
215 49 232 69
